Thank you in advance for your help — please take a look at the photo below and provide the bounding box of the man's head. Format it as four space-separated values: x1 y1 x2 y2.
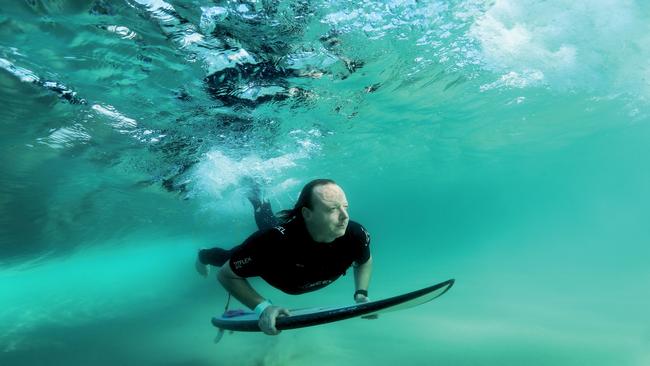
302 182 349 243
282 179 349 243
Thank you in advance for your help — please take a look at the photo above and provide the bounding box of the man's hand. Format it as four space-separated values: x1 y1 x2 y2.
258 305 291 335
354 293 378 320
354 293 370 303
195 249 209 277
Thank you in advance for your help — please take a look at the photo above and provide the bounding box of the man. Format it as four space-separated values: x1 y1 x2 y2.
196 179 373 335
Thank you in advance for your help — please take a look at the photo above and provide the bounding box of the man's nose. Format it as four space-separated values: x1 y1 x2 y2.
339 207 349 220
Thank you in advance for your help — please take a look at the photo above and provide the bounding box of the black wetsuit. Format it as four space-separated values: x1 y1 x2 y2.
199 202 371 295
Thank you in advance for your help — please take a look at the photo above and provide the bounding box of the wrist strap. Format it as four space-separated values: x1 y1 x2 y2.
254 299 272 317
354 289 368 298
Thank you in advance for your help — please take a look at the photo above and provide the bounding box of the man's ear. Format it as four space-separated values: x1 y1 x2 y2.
301 206 311 220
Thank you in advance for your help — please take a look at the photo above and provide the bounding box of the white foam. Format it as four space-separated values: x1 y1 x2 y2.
105 25 138 40
470 1 577 84
91 104 138 129
199 6 228 34
479 70 545 92
36 124 92 149
131 0 174 13
194 150 306 200
0 57 40 83
192 125 325 201
470 0 648 93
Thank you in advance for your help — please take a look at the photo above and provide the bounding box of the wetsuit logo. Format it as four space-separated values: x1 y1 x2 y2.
361 226 370 245
233 257 252 269
301 279 332 290
274 226 286 235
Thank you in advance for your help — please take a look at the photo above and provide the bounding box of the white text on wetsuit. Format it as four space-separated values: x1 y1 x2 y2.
233 257 252 269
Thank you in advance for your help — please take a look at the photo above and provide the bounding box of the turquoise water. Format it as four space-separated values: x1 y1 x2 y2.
2 0 650 365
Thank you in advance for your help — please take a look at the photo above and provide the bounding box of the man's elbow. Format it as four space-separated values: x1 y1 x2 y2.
361 255 373 268
217 260 244 284
217 261 234 286
217 266 226 286
354 255 373 269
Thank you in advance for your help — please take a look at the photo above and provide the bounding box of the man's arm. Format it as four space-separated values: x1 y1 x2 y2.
217 260 265 309
217 261 290 335
353 256 373 302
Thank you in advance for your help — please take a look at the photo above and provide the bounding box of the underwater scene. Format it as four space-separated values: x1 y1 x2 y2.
1 0 649 365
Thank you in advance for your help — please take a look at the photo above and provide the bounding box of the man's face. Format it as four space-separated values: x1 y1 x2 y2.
303 184 349 242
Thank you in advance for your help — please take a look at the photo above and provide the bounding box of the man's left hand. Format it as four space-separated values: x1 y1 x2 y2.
354 294 378 319
354 293 370 304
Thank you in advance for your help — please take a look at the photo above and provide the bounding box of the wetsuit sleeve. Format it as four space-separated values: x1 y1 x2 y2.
351 222 371 265
228 228 279 278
